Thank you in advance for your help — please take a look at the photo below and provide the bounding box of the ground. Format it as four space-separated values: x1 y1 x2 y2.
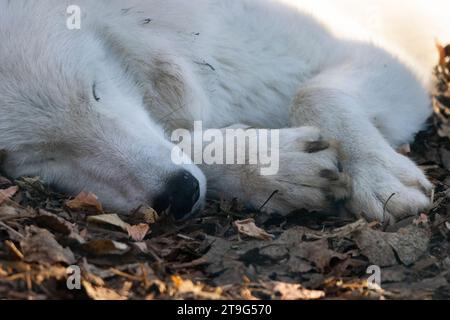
0 47 449 301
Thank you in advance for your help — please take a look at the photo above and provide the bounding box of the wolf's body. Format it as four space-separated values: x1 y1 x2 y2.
0 0 448 222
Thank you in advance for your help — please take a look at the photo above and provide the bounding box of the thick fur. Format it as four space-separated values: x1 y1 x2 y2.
0 0 448 222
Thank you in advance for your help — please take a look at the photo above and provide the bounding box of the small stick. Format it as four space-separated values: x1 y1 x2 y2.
0 221 24 239
382 193 397 231
258 190 279 211
109 268 142 281
4 240 24 260
177 233 196 241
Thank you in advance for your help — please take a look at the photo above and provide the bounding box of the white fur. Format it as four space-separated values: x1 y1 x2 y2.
0 0 445 221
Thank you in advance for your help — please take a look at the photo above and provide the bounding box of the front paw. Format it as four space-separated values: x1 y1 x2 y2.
243 127 352 213
347 151 432 223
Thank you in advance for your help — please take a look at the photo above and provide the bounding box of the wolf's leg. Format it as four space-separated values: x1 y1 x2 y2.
290 56 433 223
197 125 352 213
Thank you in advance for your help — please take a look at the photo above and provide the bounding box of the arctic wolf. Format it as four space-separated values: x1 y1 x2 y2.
0 0 448 222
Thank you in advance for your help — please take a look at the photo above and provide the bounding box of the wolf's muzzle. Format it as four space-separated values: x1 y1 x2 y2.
153 170 200 220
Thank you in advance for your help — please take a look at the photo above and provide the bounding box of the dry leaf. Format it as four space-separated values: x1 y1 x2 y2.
132 242 148 253
21 226 75 265
35 210 85 244
126 224 150 242
4 240 24 260
83 239 130 256
289 239 348 272
0 176 11 188
87 214 129 231
413 214 429 226
437 42 447 67
133 206 159 224
397 144 411 155
354 228 398 267
0 205 29 220
385 224 431 266
35 210 76 235
289 219 367 241
287 256 313 274
82 281 127 300
273 282 325 300
66 191 103 213
354 224 430 267
0 186 18 205
171 275 223 300
234 219 275 240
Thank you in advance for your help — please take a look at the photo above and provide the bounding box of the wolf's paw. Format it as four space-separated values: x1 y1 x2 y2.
347 150 432 224
242 127 352 213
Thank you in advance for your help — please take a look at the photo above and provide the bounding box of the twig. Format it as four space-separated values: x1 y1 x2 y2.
140 264 150 289
177 233 196 241
258 190 279 211
0 214 35 222
109 268 142 281
0 221 24 238
4 240 24 260
171 258 208 269
382 193 397 230
146 244 164 264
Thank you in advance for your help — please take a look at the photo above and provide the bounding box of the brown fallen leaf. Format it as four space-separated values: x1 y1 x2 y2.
271 228 348 272
273 282 325 300
35 210 86 245
0 205 30 220
353 227 398 267
0 175 11 188
132 206 159 224
35 210 76 235
0 186 18 205
126 223 150 242
132 241 148 253
289 219 367 241
234 218 275 240
384 224 431 266
437 42 447 67
397 144 411 155
354 223 431 267
66 191 103 213
87 213 129 231
4 240 24 260
83 239 130 256
287 256 313 274
290 239 348 272
82 280 127 300
20 226 76 265
171 275 223 300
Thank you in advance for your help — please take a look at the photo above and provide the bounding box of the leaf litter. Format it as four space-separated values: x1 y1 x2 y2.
0 46 449 300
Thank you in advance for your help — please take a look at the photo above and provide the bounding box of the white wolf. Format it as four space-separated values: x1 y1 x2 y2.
0 0 448 222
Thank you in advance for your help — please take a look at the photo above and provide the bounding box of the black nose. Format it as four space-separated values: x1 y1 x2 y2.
153 170 201 220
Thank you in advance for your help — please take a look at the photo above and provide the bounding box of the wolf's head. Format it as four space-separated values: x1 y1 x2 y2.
0 3 206 220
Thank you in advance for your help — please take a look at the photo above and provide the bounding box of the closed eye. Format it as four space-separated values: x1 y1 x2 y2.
92 83 101 102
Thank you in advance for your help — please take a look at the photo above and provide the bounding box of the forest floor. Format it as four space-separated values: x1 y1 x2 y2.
0 47 449 300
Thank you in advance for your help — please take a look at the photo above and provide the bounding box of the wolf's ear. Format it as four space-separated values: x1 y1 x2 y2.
99 31 188 117
149 58 187 112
